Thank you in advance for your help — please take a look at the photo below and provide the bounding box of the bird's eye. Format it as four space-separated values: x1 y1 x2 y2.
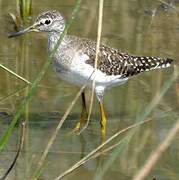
45 19 51 25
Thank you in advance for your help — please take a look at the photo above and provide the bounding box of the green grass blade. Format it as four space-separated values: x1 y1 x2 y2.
19 0 32 22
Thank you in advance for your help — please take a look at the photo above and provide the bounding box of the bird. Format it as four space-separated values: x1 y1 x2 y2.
9 10 173 138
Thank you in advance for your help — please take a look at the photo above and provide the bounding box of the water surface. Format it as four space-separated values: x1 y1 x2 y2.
0 0 179 179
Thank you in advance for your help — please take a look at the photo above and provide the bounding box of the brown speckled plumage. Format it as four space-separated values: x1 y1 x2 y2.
75 38 173 78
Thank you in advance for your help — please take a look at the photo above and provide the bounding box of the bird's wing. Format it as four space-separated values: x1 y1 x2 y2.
79 38 173 78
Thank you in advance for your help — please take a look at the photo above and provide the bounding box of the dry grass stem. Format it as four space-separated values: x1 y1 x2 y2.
133 119 179 180
30 85 85 180
54 119 151 180
78 0 104 134
0 121 26 180
0 64 31 84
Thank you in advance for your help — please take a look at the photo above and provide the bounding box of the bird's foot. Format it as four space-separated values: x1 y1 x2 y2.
72 111 88 134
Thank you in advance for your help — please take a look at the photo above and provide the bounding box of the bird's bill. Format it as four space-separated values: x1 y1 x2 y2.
8 24 39 38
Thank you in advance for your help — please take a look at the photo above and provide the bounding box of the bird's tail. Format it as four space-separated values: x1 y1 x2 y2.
122 56 174 78
132 56 173 72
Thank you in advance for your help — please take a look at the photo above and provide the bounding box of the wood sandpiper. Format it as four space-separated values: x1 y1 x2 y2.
9 10 174 138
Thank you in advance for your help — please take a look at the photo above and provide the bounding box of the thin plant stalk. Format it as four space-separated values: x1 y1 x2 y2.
0 121 26 179
21 32 31 179
18 0 32 23
133 119 179 180
0 86 27 103
54 119 151 180
0 83 62 104
0 64 31 84
31 85 85 180
79 0 104 134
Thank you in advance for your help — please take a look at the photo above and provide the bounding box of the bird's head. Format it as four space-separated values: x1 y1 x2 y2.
9 10 65 38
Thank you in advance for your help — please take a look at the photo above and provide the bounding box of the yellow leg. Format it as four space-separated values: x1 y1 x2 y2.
74 92 88 132
99 101 107 139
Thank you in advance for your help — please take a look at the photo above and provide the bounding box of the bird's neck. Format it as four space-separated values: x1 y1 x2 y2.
47 31 68 53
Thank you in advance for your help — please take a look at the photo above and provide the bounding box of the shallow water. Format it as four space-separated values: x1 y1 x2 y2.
0 0 179 179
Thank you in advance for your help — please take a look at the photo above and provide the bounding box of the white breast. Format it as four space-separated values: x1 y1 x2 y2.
67 51 128 89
